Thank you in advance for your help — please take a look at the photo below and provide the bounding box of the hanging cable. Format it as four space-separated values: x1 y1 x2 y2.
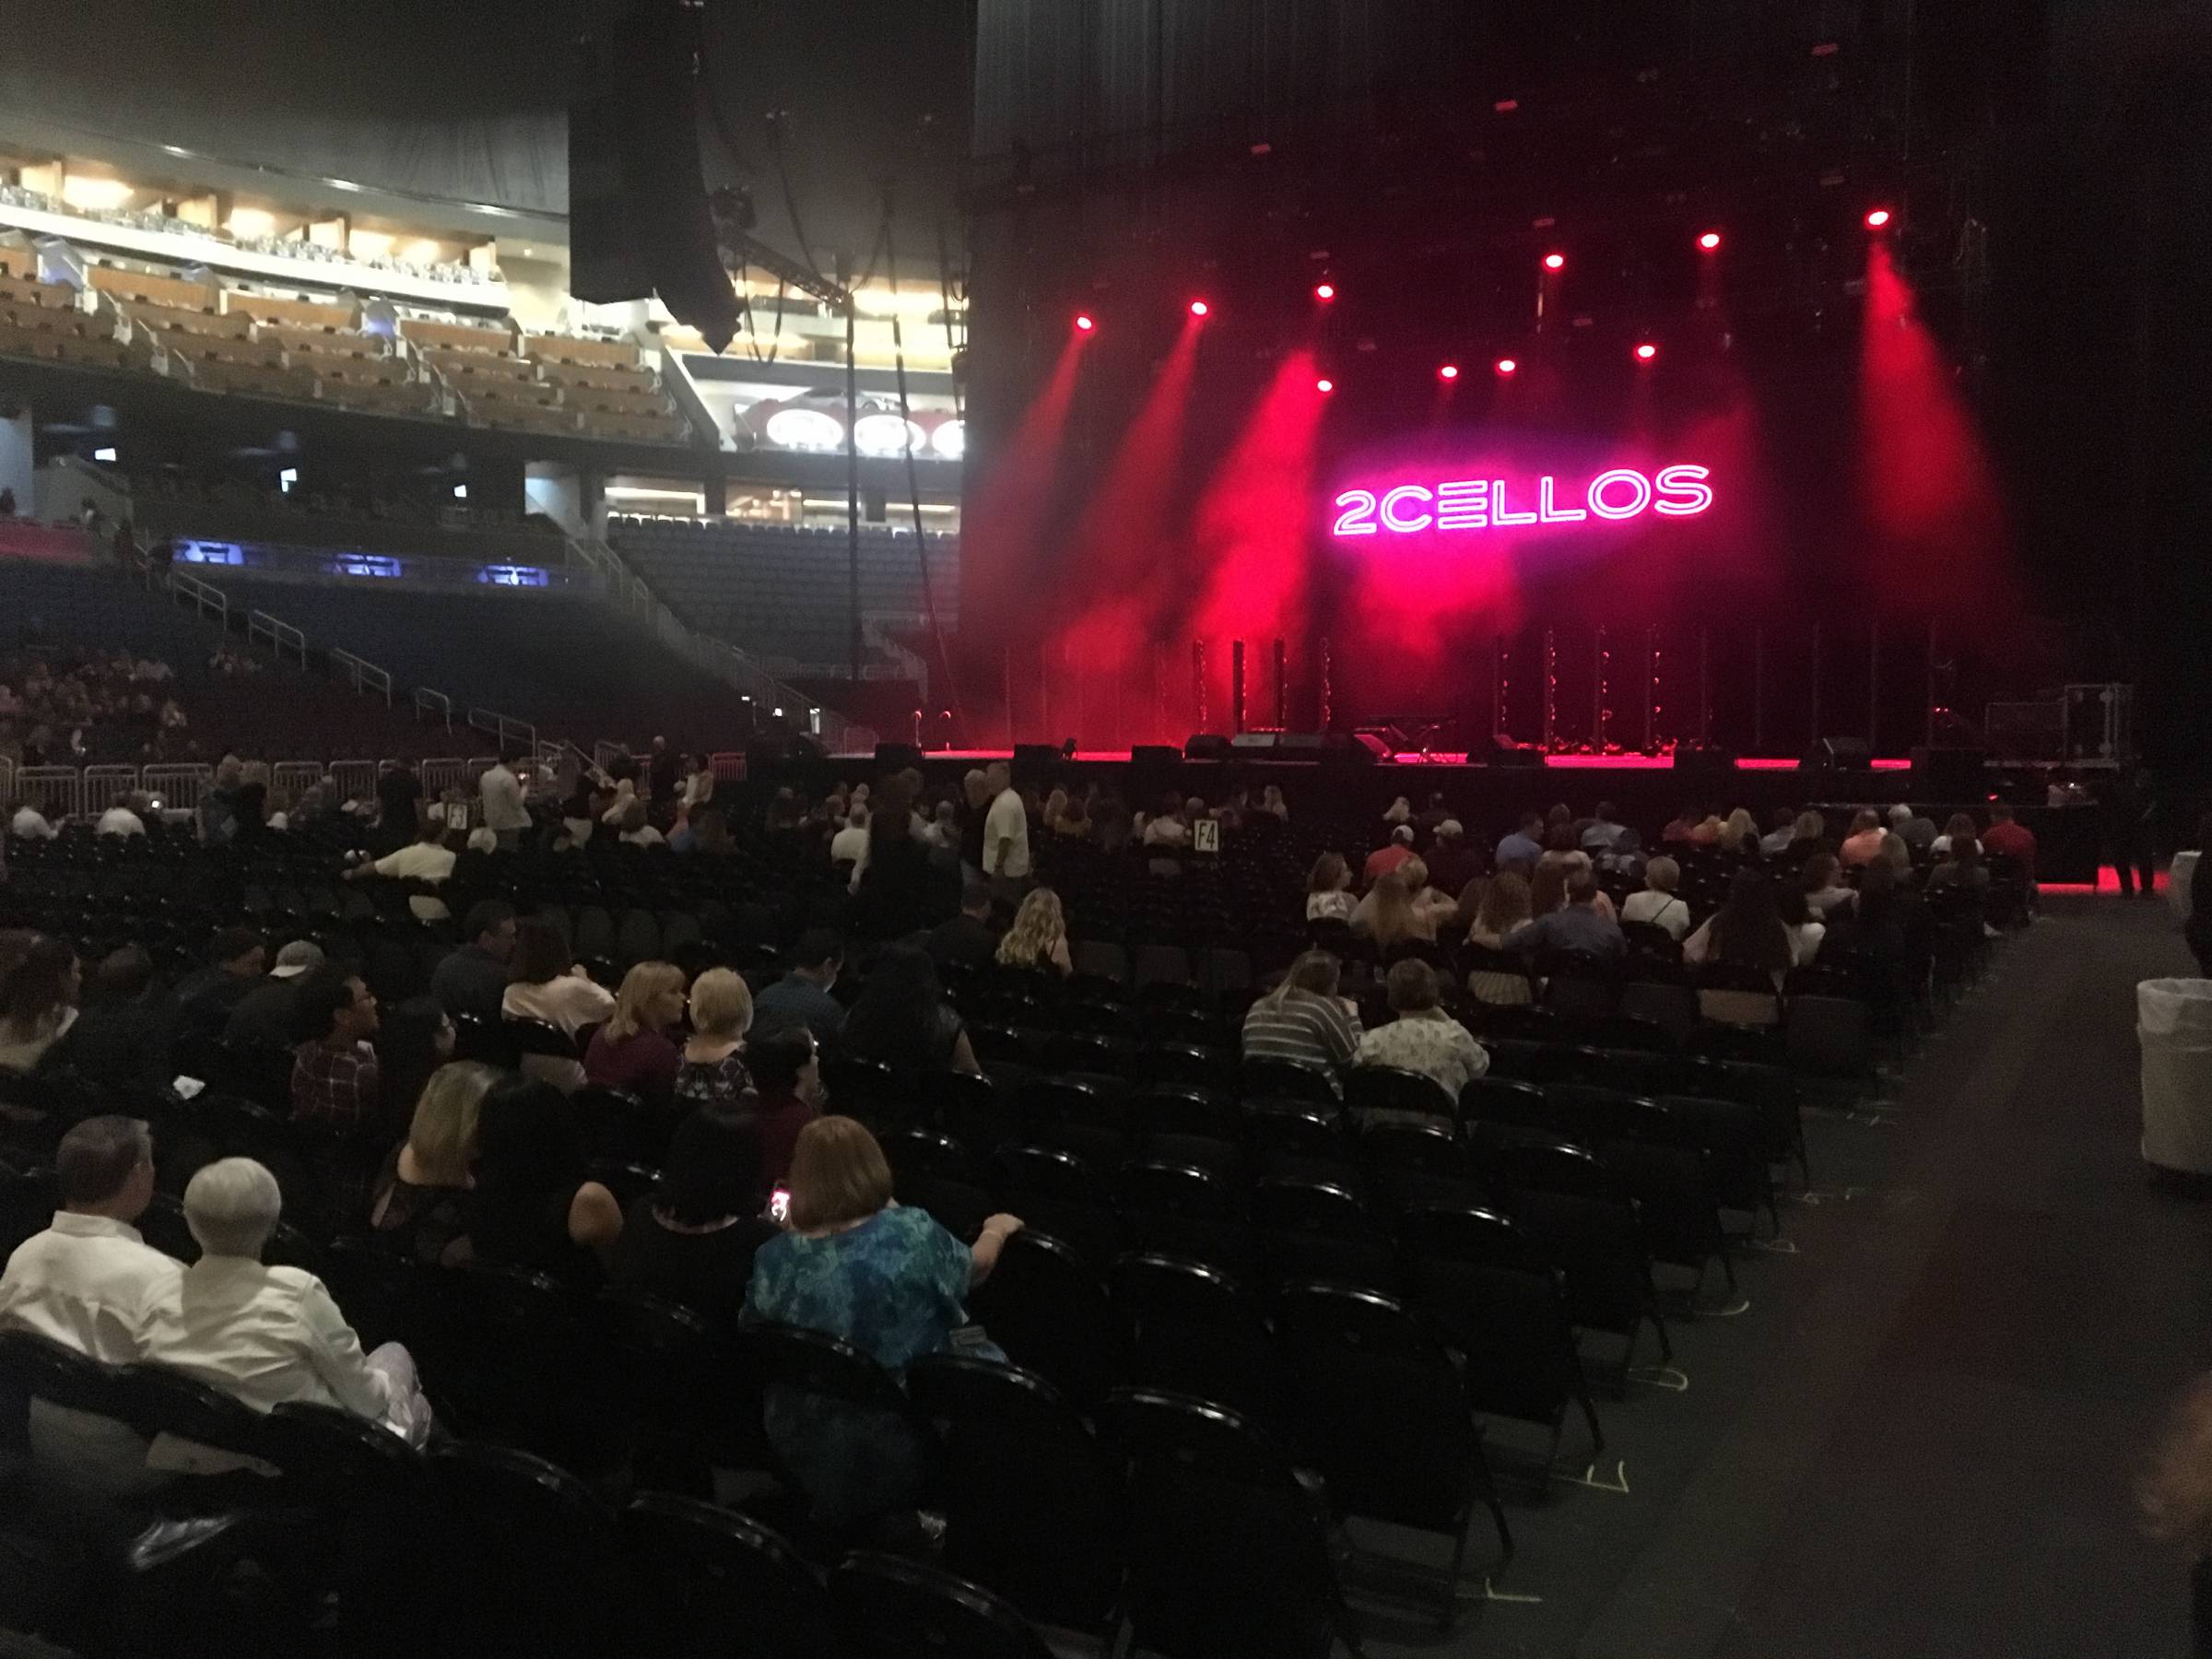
885 194 966 739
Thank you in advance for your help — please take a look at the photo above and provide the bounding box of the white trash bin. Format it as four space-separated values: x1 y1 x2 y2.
2140 978 2212 1174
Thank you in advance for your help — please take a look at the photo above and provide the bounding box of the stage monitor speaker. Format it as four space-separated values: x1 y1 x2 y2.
1675 743 1738 779
1911 746 1989 795
746 735 826 781
1277 732 1328 755
1010 744 1062 786
1488 740 1545 769
1131 745 1182 769
570 0 742 351
873 742 924 773
1185 734 1232 761
1814 735 1873 771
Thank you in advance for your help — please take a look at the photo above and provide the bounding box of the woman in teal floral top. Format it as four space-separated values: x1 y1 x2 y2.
746 1115 1023 1530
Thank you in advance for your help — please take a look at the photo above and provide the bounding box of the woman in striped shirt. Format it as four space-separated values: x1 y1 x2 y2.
1240 950 1361 1092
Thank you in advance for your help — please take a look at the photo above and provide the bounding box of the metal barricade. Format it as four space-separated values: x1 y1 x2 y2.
83 765 141 817
332 650 394 706
14 766 85 821
0 757 12 811
326 760 378 806
593 741 627 772
708 750 747 782
272 761 324 802
141 764 213 812
420 758 479 800
247 610 307 668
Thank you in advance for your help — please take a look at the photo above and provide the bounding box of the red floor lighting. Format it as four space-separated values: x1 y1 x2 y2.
1494 357 1517 376
1438 363 1460 381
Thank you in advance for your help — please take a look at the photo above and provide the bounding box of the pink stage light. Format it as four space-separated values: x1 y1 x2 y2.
1494 357 1517 377
1315 377 1334 393
1074 313 1094 332
1438 363 1460 382
1188 300 1210 317
1542 253 1565 272
1313 282 1335 301
1865 207 1892 229
1634 341 1658 361
1698 230 1722 251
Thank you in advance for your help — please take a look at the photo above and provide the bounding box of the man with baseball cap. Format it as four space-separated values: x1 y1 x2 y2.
223 939 327 1052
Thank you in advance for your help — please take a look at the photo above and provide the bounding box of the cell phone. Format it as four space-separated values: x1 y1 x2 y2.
769 1188 791 1224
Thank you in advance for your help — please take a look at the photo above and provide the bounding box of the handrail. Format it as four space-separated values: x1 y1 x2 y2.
565 527 853 748
413 687 453 731
246 609 306 668
468 707 537 755
330 649 394 706
165 569 228 625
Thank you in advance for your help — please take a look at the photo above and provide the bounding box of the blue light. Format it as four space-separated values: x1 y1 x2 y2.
327 555 404 580
176 539 244 566
477 565 548 588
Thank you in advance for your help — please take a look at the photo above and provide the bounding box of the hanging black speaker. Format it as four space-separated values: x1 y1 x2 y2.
570 0 742 351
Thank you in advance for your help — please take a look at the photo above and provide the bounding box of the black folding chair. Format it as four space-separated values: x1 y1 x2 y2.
620 1494 834 1659
1342 1065 1456 1126
1276 1283 1513 1629
967 1229 1130 1408
1251 1177 1396 1291
1109 1253 1279 1426
830 1550 1059 1659
425 1441 624 1656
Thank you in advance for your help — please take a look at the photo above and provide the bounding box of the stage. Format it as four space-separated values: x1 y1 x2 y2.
818 749 2107 884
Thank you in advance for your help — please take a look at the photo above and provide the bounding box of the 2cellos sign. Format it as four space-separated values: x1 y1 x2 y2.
1332 464 1713 537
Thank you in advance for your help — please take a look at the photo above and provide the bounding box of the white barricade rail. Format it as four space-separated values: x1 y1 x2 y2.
83 765 141 817
272 762 324 803
0 757 13 811
594 741 627 772
709 750 747 782
141 764 212 812
420 758 479 800
327 760 378 806
15 766 85 821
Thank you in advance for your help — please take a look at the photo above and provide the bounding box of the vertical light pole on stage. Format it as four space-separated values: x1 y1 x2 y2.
1593 628 1607 752
1753 626 1766 756
1868 624 1881 753
1699 629 1712 746
1643 625 1659 752
1319 638 1332 731
1230 640 1248 735
1193 641 1207 734
1810 621 1823 742
1542 628 1558 751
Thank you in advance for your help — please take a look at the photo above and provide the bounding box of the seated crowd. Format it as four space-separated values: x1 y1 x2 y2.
0 744 2035 1651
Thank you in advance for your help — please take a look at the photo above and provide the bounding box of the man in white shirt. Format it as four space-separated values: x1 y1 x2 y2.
982 761 1030 896
479 753 531 850
1143 799 1193 848
345 816 458 921
97 792 147 838
0 1115 181 1493
830 801 872 868
9 797 59 840
144 1159 429 1469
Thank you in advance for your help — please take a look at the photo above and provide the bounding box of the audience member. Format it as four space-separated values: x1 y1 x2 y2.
8 797 57 841
1889 801 1939 855
1982 802 2038 889
58 947 165 1095
583 961 687 1105
289 971 383 1143
744 1115 1023 1530
432 900 516 1023
1780 809 1828 866
478 752 530 849
373 995 455 1125
1352 869 1434 953
1839 808 1888 867
613 1101 775 1327
751 931 849 1040
996 887 1074 977
1306 853 1357 923
468 1077 622 1280
1582 801 1628 853
1778 887 1827 967
1363 823 1418 883
1509 872 1625 959
0 1115 179 1493
1258 784 1289 822
1620 855 1692 940
1718 808 1757 853
370 1061 497 1266
842 945 980 1075
675 967 754 1113
346 814 457 921
924 876 1000 970
981 760 1030 899
373 759 423 851
1467 869 1534 948
501 916 617 1035
746 1026 823 1189
1759 807 1798 856
1426 819 1482 895
1683 868 1794 979
1353 959 1488 1106
829 801 872 871
1241 950 1361 1087
145 1159 430 1463
1528 857 1571 921
222 938 325 1052
0 935 78 1074
1495 810 1545 871
1801 853 1858 919
168 927 269 1041
1382 795 1414 827
96 792 146 838
1932 812 1982 858
1142 793 1192 849
1930 833 1992 891
617 798 665 848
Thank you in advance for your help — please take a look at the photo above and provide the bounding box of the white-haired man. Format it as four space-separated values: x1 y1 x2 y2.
143 1159 429 1469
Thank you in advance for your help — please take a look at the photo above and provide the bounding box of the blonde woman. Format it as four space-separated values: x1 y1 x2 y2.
1353 870 1434 952
370 1060 500 1265
1468 870 1533 948
1717 807 1757 853
676 967 753 1112
996 887 1074 977
584 960 687 1106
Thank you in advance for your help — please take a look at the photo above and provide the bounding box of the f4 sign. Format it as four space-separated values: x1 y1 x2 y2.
1334 464 1713 537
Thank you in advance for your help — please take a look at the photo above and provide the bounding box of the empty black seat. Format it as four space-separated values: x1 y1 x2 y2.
620 1494 833 1659
830 1550 1059 1659
967 1230 1129 1407
1110 1253 1278 1425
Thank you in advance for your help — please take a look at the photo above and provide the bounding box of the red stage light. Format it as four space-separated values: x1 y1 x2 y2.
1698 230 1722 251
1634 342 1658 361
1542 253 1565 271
1314 377 1334 393
1494 357 1517 377
1314 282 1335 301
1865 207 1892 229
1074 313 1094 332
1188 300 1210 317
1438 363 1460 382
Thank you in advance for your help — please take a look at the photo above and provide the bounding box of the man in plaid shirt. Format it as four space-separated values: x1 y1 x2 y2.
288 973 382 1140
